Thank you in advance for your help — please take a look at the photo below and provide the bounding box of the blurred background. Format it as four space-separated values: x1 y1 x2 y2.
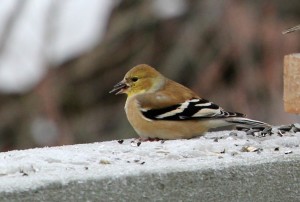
0 0 299 151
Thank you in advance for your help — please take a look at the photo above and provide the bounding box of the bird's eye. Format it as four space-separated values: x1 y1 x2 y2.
131 77 138 82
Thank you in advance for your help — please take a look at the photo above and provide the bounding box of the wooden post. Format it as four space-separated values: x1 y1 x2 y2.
284 54 300 114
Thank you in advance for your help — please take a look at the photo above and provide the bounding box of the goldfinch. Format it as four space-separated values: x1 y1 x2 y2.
110 64 270 140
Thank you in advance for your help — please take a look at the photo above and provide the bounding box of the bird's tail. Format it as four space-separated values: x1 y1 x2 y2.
225 117 271 129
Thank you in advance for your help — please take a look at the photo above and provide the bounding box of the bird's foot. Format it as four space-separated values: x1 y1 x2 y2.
137 137 163 142
130 137 164 147
133 137 165 144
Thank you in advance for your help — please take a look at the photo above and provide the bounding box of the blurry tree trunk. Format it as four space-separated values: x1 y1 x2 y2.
34 69 74 145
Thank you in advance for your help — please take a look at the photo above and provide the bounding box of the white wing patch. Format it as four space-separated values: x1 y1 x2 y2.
192 108 221 117
195 103 211 107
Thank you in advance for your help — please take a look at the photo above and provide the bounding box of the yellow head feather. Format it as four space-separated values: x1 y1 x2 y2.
123 64 165 97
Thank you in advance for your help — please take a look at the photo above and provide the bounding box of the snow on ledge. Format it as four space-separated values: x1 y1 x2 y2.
0 130 300 200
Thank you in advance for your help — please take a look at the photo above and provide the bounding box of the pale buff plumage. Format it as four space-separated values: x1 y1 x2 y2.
110 64 270 140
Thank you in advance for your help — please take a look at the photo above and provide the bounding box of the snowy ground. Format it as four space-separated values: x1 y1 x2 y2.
0 129 299 195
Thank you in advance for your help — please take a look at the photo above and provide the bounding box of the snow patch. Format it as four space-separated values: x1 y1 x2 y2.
0 130 299 193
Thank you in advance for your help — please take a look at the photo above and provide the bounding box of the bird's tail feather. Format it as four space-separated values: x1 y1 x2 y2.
225 117 270 128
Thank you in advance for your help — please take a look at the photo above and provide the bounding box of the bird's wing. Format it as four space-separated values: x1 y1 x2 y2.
139 98 245 121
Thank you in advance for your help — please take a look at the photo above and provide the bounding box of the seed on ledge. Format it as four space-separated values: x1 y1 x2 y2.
241 146 260 152
284 150 293 154
99 160 111 164
229 132 237 136
278 125 292 132
236 126 250 131
291 124 300 133
130 140 142 147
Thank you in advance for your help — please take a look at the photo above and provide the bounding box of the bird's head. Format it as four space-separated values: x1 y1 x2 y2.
110 64 165 97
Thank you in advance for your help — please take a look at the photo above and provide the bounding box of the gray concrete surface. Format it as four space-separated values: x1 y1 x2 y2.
0 130 300 201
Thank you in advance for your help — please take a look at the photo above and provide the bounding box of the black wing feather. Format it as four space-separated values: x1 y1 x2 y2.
141 104 181 120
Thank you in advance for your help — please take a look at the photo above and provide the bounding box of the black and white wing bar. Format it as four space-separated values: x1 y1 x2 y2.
141 98 245 121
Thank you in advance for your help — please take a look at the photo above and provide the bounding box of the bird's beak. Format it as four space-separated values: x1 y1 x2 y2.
109 80 128 95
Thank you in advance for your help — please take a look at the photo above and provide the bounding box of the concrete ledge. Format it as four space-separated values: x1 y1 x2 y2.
1 131 300 201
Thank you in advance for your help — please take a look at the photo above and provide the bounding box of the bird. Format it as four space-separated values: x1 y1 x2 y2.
110 64 271 140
